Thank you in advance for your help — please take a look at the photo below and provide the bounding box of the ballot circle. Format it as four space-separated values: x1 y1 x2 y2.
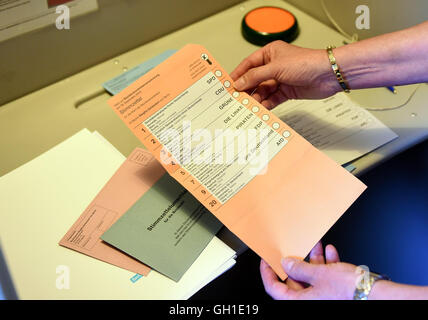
252 106 259 113
233 91 240 98
282 130 290 138
215 70 222 77
262 114 270 121
242 98 249 105
224 80 231 88
272 122 280 130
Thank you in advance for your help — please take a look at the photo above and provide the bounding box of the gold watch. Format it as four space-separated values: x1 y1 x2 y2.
353 271 390 300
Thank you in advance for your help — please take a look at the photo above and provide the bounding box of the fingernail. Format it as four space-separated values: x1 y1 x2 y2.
234 77 245 90
281 258 295 271
325 246 332 259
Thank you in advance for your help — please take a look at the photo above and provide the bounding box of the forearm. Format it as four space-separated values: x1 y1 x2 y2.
331 21 428 90
369 280 428 300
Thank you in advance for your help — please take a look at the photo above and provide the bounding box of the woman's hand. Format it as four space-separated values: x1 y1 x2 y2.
260 242 360 300
230 41 340 109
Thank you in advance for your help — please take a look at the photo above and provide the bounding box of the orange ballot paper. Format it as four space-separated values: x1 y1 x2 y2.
108 44 367 279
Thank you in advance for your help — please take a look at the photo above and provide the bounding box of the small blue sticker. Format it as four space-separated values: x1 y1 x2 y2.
130 273 143 283
343 164 357 173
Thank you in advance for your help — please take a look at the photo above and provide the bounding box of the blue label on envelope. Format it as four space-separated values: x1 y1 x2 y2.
103 50 177 95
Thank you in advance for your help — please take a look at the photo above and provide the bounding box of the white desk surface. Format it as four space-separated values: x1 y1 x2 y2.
1 0 428 254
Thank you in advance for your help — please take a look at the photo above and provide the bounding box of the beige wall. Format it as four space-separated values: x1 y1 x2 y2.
287 0 428 39
1 0 427 106
0 0 242 106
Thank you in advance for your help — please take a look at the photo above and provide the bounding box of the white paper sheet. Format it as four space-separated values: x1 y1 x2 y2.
272 93 398 164
0 129 235 299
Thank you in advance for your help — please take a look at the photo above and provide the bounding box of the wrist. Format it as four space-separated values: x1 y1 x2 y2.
312 48 343 97
367 280 392 300
332 43 393 90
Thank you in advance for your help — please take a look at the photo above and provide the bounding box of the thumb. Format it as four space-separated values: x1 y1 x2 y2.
234 64 276 91
281 258 319 284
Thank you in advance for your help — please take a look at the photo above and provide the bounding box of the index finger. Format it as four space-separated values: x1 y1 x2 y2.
309 241 325 264
230 47 269 81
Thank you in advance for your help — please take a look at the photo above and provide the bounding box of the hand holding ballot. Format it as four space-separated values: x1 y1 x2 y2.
233 20 428 300
108 44 367 280
260 241 360 300
230 40 340 105
2 7 428 300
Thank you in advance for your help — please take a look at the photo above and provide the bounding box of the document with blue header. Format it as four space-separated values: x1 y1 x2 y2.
103 50 177 95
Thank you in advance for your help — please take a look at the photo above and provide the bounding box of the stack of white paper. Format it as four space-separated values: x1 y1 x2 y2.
0 129 235 299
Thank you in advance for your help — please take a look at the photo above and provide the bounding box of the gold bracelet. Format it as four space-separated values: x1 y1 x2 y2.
326 45 350 93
